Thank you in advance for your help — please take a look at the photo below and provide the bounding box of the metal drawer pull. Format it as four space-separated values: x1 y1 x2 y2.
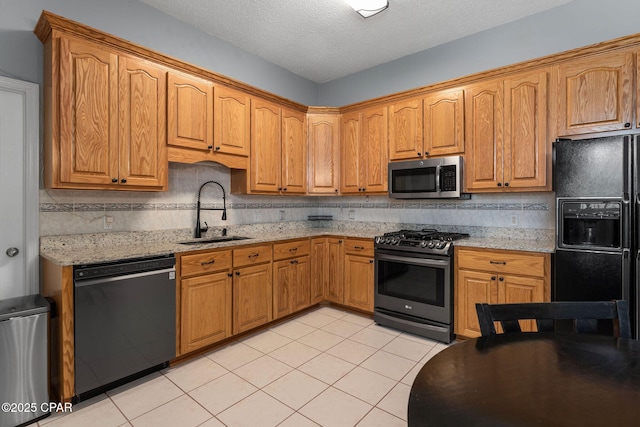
354 246 365 250
490 261 507 265
200 259 216 266
290 259 299 264
248 253 259 259
289 247 298 252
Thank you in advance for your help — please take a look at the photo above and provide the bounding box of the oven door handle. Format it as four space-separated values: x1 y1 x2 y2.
375 253 449 267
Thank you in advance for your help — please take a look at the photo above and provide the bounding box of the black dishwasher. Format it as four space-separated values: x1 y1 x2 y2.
74 255 176 402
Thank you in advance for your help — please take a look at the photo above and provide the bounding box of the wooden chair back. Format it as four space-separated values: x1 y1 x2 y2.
475 300 631 338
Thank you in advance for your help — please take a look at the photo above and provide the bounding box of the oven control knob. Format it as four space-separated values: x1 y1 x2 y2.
436 241 447 249
375 236 383 244
427 240 436 249
420 240 429 248
390 236 399 245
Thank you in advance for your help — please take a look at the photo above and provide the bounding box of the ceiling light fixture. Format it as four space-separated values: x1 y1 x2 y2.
347 0 389 18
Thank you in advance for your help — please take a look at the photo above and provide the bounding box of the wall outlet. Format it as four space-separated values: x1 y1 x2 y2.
103 215 114 230
510 214 519 226
348 209 356 220
279 210 285 221
254 211 262 222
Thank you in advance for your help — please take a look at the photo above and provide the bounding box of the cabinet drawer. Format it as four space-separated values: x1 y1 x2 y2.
181 250 232 277
344 239 374 257
273 240 311 261
457 248 546 278
234 245 272 267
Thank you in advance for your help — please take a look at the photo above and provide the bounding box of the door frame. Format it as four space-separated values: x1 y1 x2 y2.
0 75 39 296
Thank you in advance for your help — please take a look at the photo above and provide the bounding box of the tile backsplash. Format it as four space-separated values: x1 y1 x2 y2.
39 162 554 236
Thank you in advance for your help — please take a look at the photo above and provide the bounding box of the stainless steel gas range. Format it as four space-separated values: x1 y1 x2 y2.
373 229 469 343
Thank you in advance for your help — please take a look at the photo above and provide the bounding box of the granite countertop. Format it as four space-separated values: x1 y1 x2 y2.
40 221 555 266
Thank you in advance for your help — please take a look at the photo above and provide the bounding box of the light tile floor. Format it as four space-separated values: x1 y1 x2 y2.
35 306 451 427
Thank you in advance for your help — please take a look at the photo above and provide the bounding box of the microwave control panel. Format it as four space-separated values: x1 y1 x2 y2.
441 166 457 191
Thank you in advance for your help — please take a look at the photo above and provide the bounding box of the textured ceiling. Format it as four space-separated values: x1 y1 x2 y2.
138 0 574 83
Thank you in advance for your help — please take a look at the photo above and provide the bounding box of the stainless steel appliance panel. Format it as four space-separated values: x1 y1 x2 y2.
74 256 176 401
388 156 464 199
0 295 50 427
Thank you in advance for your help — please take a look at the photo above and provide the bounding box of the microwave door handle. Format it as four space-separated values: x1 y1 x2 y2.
435 165 442 192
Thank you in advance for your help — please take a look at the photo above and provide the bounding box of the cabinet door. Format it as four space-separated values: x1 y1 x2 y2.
423 89 464 156
59 37 119 186
233 263 273 334
361 106 388 193
503 69 548 189
325 238 344 304
310 238 327 304
557 50 634 136
181 271 232 354
273 259 293 319
281 108 307 194
307 114 340 194
344 255 374 312
389 98 423 161
464 79 504 191
118 55 167 189
251 99 281 193
292 256 311 311
167 72 213 151
455 269 497 338
340 111 362 194
214 86 250 156
497 274 545 332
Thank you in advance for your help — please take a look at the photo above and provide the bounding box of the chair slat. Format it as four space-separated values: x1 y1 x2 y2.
474 300 631 338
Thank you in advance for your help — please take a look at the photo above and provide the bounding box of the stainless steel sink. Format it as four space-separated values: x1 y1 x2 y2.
178 236 251 245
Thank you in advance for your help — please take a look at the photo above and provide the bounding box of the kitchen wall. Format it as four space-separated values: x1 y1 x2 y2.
39 163 554 236
0 0 317 105
319 0 640 106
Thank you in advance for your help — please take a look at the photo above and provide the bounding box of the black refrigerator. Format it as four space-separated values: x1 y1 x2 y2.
553 135 637 337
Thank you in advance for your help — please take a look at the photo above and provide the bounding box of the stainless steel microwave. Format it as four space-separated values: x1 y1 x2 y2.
388 156 465 199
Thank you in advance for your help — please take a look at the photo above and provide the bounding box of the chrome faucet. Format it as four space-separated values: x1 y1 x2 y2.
195 180 227 238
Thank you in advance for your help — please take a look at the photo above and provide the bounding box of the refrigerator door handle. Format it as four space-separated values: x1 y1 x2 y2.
622 249 631 302
623 135 632 201
622 199 631 249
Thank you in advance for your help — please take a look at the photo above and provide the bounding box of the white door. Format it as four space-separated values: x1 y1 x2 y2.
0 76 39 299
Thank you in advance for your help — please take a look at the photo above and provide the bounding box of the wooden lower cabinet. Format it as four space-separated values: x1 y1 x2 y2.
274 256 311 319
233 262 273 334
455 247 549 338
325 238 345 304
344 254 374 312
310 238 327 304
180 271 232 354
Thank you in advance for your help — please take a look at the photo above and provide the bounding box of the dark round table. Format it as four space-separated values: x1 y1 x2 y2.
408 333 640 426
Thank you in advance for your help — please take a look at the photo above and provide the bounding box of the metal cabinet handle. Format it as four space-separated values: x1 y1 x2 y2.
235 271 240 276
228 273 233 278
289 247 298 252
504 182 509 187
491 276 496 280
354 246 365 250
497 183 502 187
499 277 504 281
121 178 127 184
207 145 213 149
248 253 259 260
200 259 215 266
6 247 19 257
625 122 631 128
490 261 506 265
111 178 118 183
369 259 374 264
215 146 221 151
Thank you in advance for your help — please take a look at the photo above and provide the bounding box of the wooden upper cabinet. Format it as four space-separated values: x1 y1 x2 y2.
281 108 307 194
307 113 340 195
118 55 167 188
361 106 388 193
423 89 464 156
250 99 281 193
340 106 388 194
389 98 423 160
214 86 250 156
55 36 166 190
167 71 214 151
58 36 119 186
556 49 634 136
503 69 549 189
464 79 504 191
340 111 362 194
